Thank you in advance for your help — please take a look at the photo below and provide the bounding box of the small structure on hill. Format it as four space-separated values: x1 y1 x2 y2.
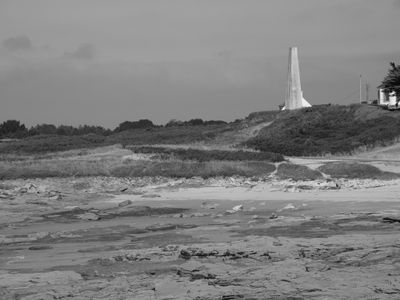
378 88 399 109
281 46 312 110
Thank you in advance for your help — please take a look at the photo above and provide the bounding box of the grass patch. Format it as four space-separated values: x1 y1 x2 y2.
0 157 276 180
318 162 400 179
276 163 323 181
110 160 276 179
128 146 284 162
0 159 113 179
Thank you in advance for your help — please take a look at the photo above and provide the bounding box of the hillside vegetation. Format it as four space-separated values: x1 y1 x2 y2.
129 146 284 162
3 104 400 157
0 112 274 154
0 124 233 154
246 104 400 156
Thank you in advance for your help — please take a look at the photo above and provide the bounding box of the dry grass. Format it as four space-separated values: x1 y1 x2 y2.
128 146 284 162
0 159 113 179
110 160 276 179
0 155 276 180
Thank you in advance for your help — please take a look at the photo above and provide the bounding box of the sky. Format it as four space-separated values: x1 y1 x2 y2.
1 0 400 128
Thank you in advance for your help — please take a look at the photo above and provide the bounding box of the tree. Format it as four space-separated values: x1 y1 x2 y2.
187 118 204 126
29 124 57 135
114 119 155 132
0 120 26 137
381 62 400 97
165 119 183 127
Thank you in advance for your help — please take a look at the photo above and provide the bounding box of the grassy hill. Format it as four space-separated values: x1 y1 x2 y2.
246 104 400 156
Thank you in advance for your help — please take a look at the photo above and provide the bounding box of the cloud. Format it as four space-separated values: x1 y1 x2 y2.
2 35 33 52
64 43 95 60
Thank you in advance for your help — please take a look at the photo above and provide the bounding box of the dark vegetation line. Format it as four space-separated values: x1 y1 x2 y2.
0 118 231 139
0 123 242 154
0 118 239 154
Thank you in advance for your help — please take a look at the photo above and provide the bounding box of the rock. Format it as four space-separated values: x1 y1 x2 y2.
64 206 79 210
172 213 184 218
0 193 13 199
179 249 192 260
226 204 244 214
178 247 261 261
145 223 177 231
298 185 313 190
382 217 400 223
49 194 63 201
28 245 53 250
118 200 132 207
19 187 28 194
77 212 100 221
279 203 295 211
269 213 278 219
232 205 244 212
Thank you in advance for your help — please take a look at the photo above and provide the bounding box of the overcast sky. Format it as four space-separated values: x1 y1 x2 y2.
1 0 400 128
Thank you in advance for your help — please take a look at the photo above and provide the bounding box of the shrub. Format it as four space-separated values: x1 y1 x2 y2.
318 162 399 179
0 120 27 138
114 119 155 132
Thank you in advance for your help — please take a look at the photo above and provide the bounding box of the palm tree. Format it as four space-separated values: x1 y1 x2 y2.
380 62 400 97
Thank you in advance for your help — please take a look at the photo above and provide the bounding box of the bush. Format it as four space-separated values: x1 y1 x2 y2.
318 162 399 179
0 120 27 138
114 119 155 132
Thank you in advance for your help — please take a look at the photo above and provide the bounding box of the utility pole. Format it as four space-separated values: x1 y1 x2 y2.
359 74 362 103
366 83 369 103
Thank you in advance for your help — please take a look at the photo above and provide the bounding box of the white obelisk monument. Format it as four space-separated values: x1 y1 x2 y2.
282 47 311 110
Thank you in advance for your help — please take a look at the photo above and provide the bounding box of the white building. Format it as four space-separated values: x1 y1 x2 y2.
281 47 312 110
378 88 398 108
